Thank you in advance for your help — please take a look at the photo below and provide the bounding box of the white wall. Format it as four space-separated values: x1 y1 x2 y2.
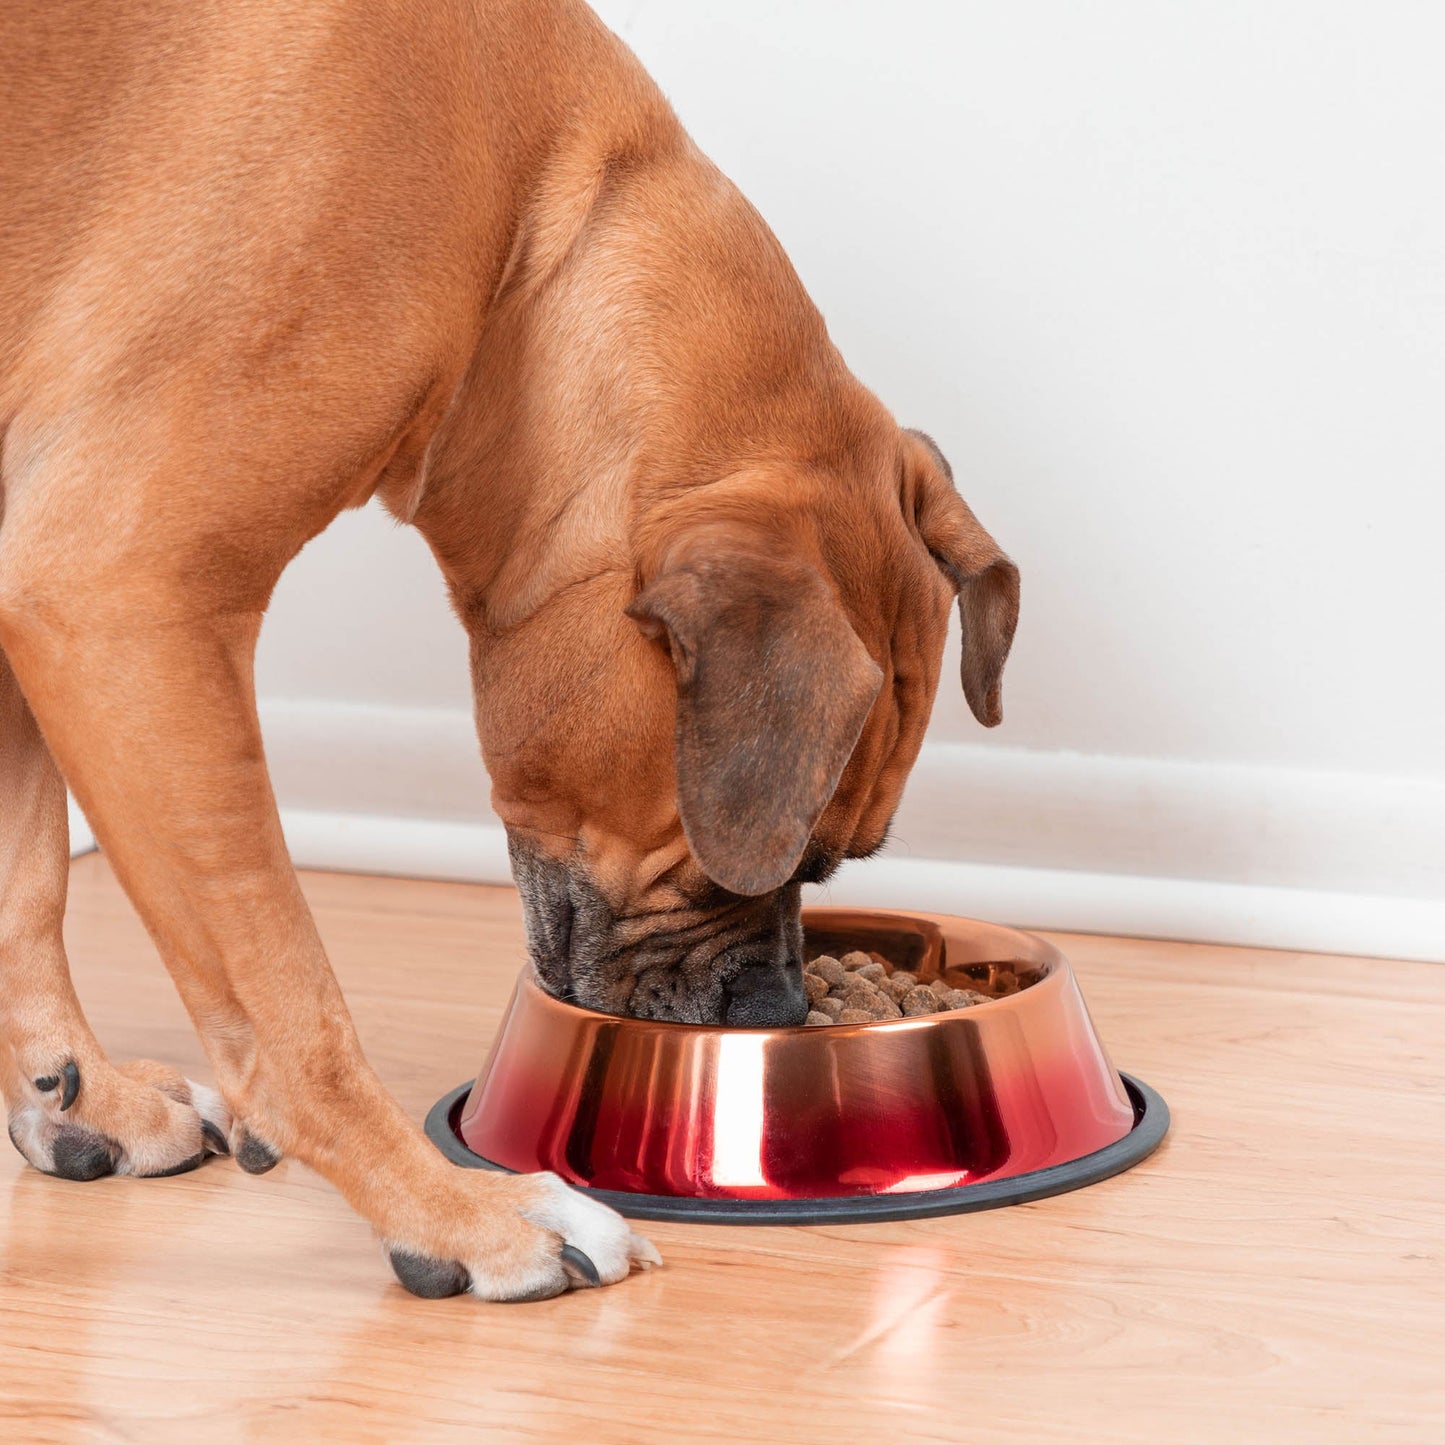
255 1 1445 960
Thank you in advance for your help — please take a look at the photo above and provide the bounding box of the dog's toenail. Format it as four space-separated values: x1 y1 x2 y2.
49 1126 116 1181
59 1061 80 1112
33 1074 60 1094
201 1120 230 1156
389 1249 471 1299
560 1245 600 1288
235 1129 280 1175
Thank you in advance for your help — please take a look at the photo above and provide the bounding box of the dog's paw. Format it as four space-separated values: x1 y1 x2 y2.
6 1056 231 1180
384 1171 661 1302
518 1172 663 1288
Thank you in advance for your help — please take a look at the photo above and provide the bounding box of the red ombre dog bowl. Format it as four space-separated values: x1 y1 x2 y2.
426 909 1167 1223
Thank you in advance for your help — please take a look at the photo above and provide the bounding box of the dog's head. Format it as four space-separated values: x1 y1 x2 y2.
467 426 1018 1025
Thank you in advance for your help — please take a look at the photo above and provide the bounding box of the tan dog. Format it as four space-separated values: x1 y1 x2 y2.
0 0 1017 1299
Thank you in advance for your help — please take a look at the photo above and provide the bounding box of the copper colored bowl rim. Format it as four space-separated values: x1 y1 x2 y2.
512 906 1067 1034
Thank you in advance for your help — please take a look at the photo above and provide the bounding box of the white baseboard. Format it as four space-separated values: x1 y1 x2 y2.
259 700 1445 963
61 699 1439 960
276 807 1445 964
67 795 96 858
816 855 1445 965
279 810 513 884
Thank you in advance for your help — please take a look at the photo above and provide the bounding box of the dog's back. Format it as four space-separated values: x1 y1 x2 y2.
0 0 664 427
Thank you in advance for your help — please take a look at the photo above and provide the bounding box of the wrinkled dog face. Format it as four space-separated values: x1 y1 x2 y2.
473 430 1019 1026
507 843 809 1026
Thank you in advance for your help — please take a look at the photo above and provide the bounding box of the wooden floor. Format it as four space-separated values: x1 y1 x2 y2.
0 857 1440 1443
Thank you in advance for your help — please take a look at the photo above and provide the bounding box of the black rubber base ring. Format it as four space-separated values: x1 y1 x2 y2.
424 1072 1169 1225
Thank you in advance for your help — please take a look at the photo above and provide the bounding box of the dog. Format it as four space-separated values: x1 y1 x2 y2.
0 0 1017 1299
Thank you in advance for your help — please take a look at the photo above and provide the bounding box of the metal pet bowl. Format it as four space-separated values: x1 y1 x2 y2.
426 908 1168 1223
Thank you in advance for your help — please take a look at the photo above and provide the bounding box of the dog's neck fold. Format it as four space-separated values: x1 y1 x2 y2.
388 125 870 645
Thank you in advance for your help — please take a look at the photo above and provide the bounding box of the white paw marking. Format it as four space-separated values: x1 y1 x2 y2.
6 1105 52 1170
186 1079 231 1138
522 1173 662 1286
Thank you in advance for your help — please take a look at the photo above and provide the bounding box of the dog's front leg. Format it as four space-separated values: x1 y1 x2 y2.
0 524 657 1300
0 650 232 1177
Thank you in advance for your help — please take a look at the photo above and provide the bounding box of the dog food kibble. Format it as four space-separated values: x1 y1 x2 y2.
799 955 1029 1025
900 986 941 1016
944 987 991 1009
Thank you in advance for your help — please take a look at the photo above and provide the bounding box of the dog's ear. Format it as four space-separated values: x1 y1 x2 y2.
908 431 1020 728
626 535 883 896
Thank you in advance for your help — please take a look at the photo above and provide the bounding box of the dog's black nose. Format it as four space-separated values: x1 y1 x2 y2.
722 956 808 1027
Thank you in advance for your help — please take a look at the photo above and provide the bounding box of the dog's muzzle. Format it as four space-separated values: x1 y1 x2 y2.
506 834 807 1026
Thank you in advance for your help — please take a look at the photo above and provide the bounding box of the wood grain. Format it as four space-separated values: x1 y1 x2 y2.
0 856 1440 1443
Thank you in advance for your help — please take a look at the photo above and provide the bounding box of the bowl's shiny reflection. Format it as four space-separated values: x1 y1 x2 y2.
459 909 1135 1201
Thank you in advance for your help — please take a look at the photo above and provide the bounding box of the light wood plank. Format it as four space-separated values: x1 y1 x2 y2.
0 856 1440 1443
